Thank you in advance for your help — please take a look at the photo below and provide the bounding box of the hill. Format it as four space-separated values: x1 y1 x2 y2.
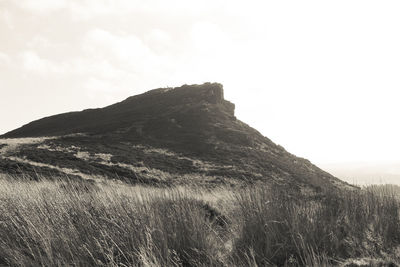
0 83 351 190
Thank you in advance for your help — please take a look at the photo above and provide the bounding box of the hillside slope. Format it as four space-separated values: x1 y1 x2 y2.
1 83 351 190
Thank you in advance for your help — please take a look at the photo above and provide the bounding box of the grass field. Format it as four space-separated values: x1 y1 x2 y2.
0 174 399 266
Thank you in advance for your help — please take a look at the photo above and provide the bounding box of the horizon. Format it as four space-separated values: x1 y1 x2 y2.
1 0 399 169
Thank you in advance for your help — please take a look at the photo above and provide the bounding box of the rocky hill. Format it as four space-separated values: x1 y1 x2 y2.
0 83 352 190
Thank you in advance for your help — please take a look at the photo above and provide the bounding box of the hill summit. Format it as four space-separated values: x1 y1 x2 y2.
3 83 234 139
1 83 350 190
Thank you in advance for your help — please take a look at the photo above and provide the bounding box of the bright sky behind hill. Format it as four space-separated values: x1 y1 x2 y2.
1 0 399 165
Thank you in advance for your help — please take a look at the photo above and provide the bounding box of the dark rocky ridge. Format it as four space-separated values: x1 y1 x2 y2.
1 83 352 190
2 83 234 138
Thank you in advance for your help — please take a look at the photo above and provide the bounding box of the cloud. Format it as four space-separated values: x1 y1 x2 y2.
8 29 165 97
12 0 228 21
15 0 68 13
67 0 141 20
26 36 53 49
84 77 126 94
190 21 231 55
1 9 14 29
83 28 161 73
144 29 173 54
70 58 126 80
19 50 64 74
12 0 140 18
0 52 11 66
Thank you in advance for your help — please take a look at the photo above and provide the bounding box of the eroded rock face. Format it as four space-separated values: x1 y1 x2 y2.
148 83 234 115
199 82 224 104
201 83 235 117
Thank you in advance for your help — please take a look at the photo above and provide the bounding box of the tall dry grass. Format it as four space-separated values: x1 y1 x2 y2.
0 177 229 266
232 186 400 266
0 175 399 266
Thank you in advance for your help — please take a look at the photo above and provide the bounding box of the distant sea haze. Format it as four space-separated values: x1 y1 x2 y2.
320 161 400 186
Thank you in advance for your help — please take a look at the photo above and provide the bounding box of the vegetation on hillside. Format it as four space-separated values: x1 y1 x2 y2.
0 175 398 266
0 83 349 190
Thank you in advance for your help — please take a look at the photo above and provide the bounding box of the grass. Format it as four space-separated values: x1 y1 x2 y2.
232 186 400 266
0 175 399 266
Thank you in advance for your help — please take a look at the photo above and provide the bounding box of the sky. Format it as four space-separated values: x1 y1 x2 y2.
1 0 400 165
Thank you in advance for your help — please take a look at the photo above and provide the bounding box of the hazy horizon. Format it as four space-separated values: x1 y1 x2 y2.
1 0 399 168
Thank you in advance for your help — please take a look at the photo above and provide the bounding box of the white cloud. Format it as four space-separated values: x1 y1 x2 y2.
12 0 228 21
145 29 173 54
190 21 229 54
83 28 161 73
13 0 147 19
70 58 126 80
26 36 53 49
0 52 11 66
15 0 68 13
19 51 64 74
68 0 142 20
1 9 14 29
84 77 125 94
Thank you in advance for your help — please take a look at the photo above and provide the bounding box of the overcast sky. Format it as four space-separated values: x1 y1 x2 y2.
1 0 399 164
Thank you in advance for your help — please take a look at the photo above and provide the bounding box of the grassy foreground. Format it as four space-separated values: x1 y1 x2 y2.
0 175 399 266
